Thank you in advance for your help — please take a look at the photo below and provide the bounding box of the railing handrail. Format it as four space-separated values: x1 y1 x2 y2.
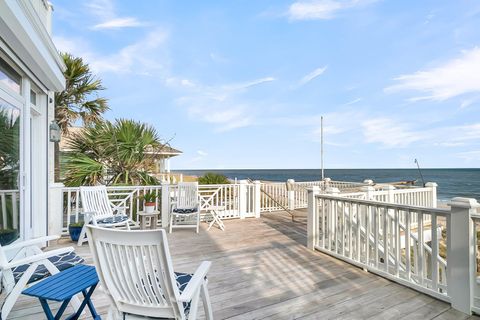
315 193 447 214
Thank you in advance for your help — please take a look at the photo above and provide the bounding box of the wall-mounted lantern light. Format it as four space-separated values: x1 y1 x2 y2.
49 121 61 142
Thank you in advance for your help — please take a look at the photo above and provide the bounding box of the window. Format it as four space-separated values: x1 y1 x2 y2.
0 97 21 245
30 90 37 105
0 58 21 94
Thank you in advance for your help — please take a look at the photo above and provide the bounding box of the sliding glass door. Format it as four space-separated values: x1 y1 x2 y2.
0 96 21 245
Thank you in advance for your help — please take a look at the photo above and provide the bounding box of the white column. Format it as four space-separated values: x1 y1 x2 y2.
307 186 321 250
447 197 480 314
287 179 295 210
239 180 248 219
361 186 375 200
48 183 64 236
254 180 261 218
385 185 395 203
323 177 331 190
161 181 170 228
425 182 438 208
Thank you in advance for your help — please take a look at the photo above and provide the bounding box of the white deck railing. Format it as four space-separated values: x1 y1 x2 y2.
0 189 19 230
307 188 480 315
57 185 163 234
52 179 439 236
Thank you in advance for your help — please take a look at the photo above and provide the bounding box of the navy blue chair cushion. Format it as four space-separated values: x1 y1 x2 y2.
12 251 85 284
96 215 129 225
175 272 208 315
173 208 197 214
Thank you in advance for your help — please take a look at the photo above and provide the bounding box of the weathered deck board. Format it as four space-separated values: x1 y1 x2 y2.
5 210 479 319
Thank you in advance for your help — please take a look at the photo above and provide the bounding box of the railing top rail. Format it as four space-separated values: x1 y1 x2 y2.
0 189 20 193
315 194 449 215
61 185 164 191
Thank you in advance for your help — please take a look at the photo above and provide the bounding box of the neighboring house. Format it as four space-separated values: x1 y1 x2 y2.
0 1 65 245
60 127 183 180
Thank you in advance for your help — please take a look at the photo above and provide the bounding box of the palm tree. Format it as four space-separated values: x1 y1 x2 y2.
54 53 109 180
63 119 165 187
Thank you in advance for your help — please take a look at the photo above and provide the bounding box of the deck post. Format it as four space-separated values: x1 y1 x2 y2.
254 180 261 218
447 197 480 314
425 182 438 208
287 179 295 210
361 185 375 200
239 180 248 219
307 186 321 250
48 183 64 236
385 185 395 203
323 177 331 191
161 181 170 228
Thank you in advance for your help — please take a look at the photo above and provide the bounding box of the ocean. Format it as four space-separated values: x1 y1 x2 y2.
174 168 480 201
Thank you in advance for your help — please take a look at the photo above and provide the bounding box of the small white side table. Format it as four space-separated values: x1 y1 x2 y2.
207 206 226 231
137 210 160 230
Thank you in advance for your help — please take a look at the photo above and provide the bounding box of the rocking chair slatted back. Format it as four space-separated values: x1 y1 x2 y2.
86 226 185 319
80 186 114 219
175 182 199 209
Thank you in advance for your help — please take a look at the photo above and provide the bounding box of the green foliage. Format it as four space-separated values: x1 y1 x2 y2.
63 119 165 187
55 53 109 133
0 108 20 189
198 172 230 185
68 222 84 228
143 191 158 203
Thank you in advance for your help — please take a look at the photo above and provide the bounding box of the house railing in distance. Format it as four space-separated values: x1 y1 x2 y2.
307 186 480 315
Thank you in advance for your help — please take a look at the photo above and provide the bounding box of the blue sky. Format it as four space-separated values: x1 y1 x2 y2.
52 0 480 169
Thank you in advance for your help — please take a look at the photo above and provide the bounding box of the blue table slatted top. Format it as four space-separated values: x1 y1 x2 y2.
22 264 99 302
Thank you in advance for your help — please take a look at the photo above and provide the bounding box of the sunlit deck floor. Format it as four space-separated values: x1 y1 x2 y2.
7 210 480 320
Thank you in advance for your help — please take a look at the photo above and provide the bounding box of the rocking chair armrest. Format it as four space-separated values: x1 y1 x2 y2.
2 235 61 253
179 261 211 303
2 247 75 269
80 211 96 222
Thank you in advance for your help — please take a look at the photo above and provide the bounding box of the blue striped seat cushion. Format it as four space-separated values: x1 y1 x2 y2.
96 215 129 225
173 208 197 214
12 251 85 284
175 272 207 315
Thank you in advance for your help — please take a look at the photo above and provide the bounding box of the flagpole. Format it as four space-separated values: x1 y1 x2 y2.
321 116 324 180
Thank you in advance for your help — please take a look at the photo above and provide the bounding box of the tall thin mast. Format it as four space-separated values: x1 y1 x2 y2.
321 116 324 180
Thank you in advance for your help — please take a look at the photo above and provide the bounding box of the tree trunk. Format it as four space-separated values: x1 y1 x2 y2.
54 141 61 182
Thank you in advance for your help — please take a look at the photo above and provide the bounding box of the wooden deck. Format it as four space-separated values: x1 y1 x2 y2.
7 210 480 319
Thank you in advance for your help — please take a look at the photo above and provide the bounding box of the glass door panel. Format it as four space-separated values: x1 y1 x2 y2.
0 97 20 245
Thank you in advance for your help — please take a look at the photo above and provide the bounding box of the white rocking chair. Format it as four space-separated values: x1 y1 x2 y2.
0 235 84 319
169 182 201 233
77 186 134 246
86 226 213 320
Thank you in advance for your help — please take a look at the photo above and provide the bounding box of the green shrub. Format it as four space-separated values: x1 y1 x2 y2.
198 172 230 185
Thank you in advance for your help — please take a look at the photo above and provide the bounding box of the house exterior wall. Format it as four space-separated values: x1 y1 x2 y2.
0 0 65 243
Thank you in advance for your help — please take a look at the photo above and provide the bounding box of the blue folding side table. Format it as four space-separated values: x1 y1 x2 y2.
22 264 100 320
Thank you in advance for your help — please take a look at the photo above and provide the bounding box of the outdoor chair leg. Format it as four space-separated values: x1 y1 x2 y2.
169 214 174 233
196 213 200 233
0 267 35 319
201 280 213 320
77 223 88 246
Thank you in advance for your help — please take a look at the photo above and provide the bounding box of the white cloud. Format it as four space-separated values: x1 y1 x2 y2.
191 150 208 163
298 66 327 86
362 118 423 148
54 28 169 75
93 17 144 30
385 47 480 101
287 0 378 21
456 150 480 162
86 0 146 30
342 97 362 106
173 76 274 132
